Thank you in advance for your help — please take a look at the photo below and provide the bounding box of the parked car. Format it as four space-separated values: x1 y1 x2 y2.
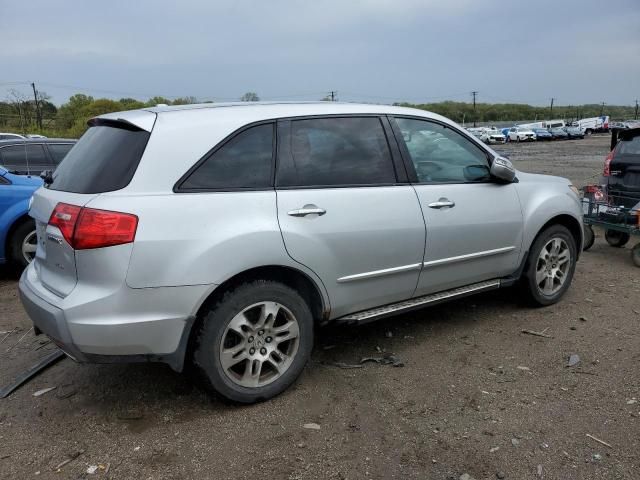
0 167 42 267
563 126 585 139
508 126 536 142
466 127 485 140
480 129 506 144
572 116 609 135
533 128 553 141
549 127 569 140
19 103 583 403
603 127 640 209
0 138 76 176
0 133 25 141
26 134 47 139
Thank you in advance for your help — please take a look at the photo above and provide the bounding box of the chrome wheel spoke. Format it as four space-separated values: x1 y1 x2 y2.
557 249 570 266
536 236 571 296
226 312 251 339
272 320 300 344
241 359 262 387
543 276 555 295
220 344 247 370
258 302 280 329
535 267 547 285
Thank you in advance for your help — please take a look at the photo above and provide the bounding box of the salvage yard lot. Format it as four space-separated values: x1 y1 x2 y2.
0 135 638 479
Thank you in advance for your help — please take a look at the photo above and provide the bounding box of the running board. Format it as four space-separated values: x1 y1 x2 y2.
335 279 502 325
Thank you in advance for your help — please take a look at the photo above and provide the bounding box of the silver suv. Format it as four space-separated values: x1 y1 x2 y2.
19 103 583 403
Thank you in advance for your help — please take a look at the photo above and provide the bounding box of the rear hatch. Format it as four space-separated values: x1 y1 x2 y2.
606 130 640 209
30 116 153 297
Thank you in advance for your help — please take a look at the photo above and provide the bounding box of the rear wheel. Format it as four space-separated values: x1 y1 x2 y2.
193 280 313 403
8 220 37 268
605 229 630 248
521 225 577 306
583 225 595 251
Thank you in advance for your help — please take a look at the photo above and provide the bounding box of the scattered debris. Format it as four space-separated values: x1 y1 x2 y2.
627 399 637 405
516 366 530 371
134 446 141 451
33 387 56 397
536 464 543 477
586 433 613 449
385 331 393 338
511 438 520 447
6 327 33 352
521 328 552 338
0 328 16 344
360 353 405 367
0 350 66 399
489 446 500 453
56 383 77 399
570 326 577 331
328 362 363 370
592 453 602 461
53 459 71 471
579 316 587 322
303 423 321 430
460 474 476 480
322 344 337 350
496 472 506 479
567 354 581 367
34 340 52 351
86 465 98 474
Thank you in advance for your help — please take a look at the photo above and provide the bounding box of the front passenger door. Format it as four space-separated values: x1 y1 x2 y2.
391 116 524 296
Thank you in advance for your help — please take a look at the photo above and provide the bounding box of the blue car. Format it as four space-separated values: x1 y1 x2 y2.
533 128 553 141
0 166 42 267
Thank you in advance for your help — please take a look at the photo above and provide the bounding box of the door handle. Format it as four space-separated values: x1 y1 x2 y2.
428 198 455 209
287 206 327 217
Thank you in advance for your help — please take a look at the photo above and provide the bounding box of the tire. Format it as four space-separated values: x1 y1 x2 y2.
192 280 314 403
583 225 595 251
8 220 37 268
516 136 521 143
585 129 593 136
520 225 577 306
631 244 640 267
604 229 630 248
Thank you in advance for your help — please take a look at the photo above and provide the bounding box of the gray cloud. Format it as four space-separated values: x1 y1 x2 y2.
1 0 638 105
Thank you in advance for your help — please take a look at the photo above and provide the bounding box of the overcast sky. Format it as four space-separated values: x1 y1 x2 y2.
1 0 638 106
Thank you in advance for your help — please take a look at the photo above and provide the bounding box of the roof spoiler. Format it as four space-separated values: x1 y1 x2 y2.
88 110 156 133
610 127 640 151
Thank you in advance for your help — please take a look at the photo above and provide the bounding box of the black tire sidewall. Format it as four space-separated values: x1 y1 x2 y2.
9 220 36 268
604 230 630 248
193 280 314 403
583 226 595 251
523 225 577 306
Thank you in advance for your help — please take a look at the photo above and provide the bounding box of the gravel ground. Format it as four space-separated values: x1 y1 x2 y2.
1 135 638 480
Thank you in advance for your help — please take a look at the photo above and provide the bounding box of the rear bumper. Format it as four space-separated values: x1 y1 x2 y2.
19 265 212 371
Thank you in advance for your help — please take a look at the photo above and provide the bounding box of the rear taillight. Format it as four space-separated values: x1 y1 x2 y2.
603 150 615 176
48 203 138 250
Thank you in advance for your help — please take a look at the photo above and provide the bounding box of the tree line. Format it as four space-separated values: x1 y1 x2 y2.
0 90 635 139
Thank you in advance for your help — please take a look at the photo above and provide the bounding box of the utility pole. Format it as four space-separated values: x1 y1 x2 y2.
635 99 638 120
329 91 336 102
471 91 478 127
549 97 554 118
600 102 605 116
31 82 42 130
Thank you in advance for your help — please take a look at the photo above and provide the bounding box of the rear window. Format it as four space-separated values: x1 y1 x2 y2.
618 136 640 156
49 123 150 194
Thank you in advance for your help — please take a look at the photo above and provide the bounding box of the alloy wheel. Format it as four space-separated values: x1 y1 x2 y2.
535 237 571 296
21 230 37 264
219 301 300 388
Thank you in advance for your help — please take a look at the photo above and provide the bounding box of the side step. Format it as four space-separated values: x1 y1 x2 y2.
336 279 501 325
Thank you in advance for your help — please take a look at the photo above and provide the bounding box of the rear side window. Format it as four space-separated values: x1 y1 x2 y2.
49 123 150 194
277 117 396 187
47 143 74 164
0 144 48 173
618 136 640 155
178 123 273 191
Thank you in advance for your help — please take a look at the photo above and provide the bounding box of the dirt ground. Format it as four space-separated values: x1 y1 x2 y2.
1 135 638 480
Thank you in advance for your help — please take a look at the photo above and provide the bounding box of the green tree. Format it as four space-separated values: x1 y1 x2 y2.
240 92 260 102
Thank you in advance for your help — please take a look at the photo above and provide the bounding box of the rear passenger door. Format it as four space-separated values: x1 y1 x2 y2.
276 116 426 318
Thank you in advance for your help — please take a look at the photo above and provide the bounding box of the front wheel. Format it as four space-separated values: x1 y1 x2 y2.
520 225 577 306
605 229 630 248
193 280 314 403
9 220 37 268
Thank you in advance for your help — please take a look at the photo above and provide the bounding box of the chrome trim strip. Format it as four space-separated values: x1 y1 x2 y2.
423 246 515 268
337 263 422 283
340 279 501 322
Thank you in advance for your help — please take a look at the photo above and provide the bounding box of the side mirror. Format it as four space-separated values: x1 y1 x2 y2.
490 156 516 183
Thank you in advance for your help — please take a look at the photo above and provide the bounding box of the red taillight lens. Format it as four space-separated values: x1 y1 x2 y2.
48 203 82 246
603 150 614 176
48 203 138 250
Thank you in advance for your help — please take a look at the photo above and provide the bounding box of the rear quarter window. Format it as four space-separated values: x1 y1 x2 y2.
49 122 150 194
618 136 640 156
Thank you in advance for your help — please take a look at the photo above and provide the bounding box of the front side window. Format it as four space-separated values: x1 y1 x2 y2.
180 123 273 190
277 117 396 187
394 117 490 183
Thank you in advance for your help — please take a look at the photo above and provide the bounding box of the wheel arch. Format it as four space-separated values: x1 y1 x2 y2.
183 264 329 369
3 213 34 262
531 214 583 260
